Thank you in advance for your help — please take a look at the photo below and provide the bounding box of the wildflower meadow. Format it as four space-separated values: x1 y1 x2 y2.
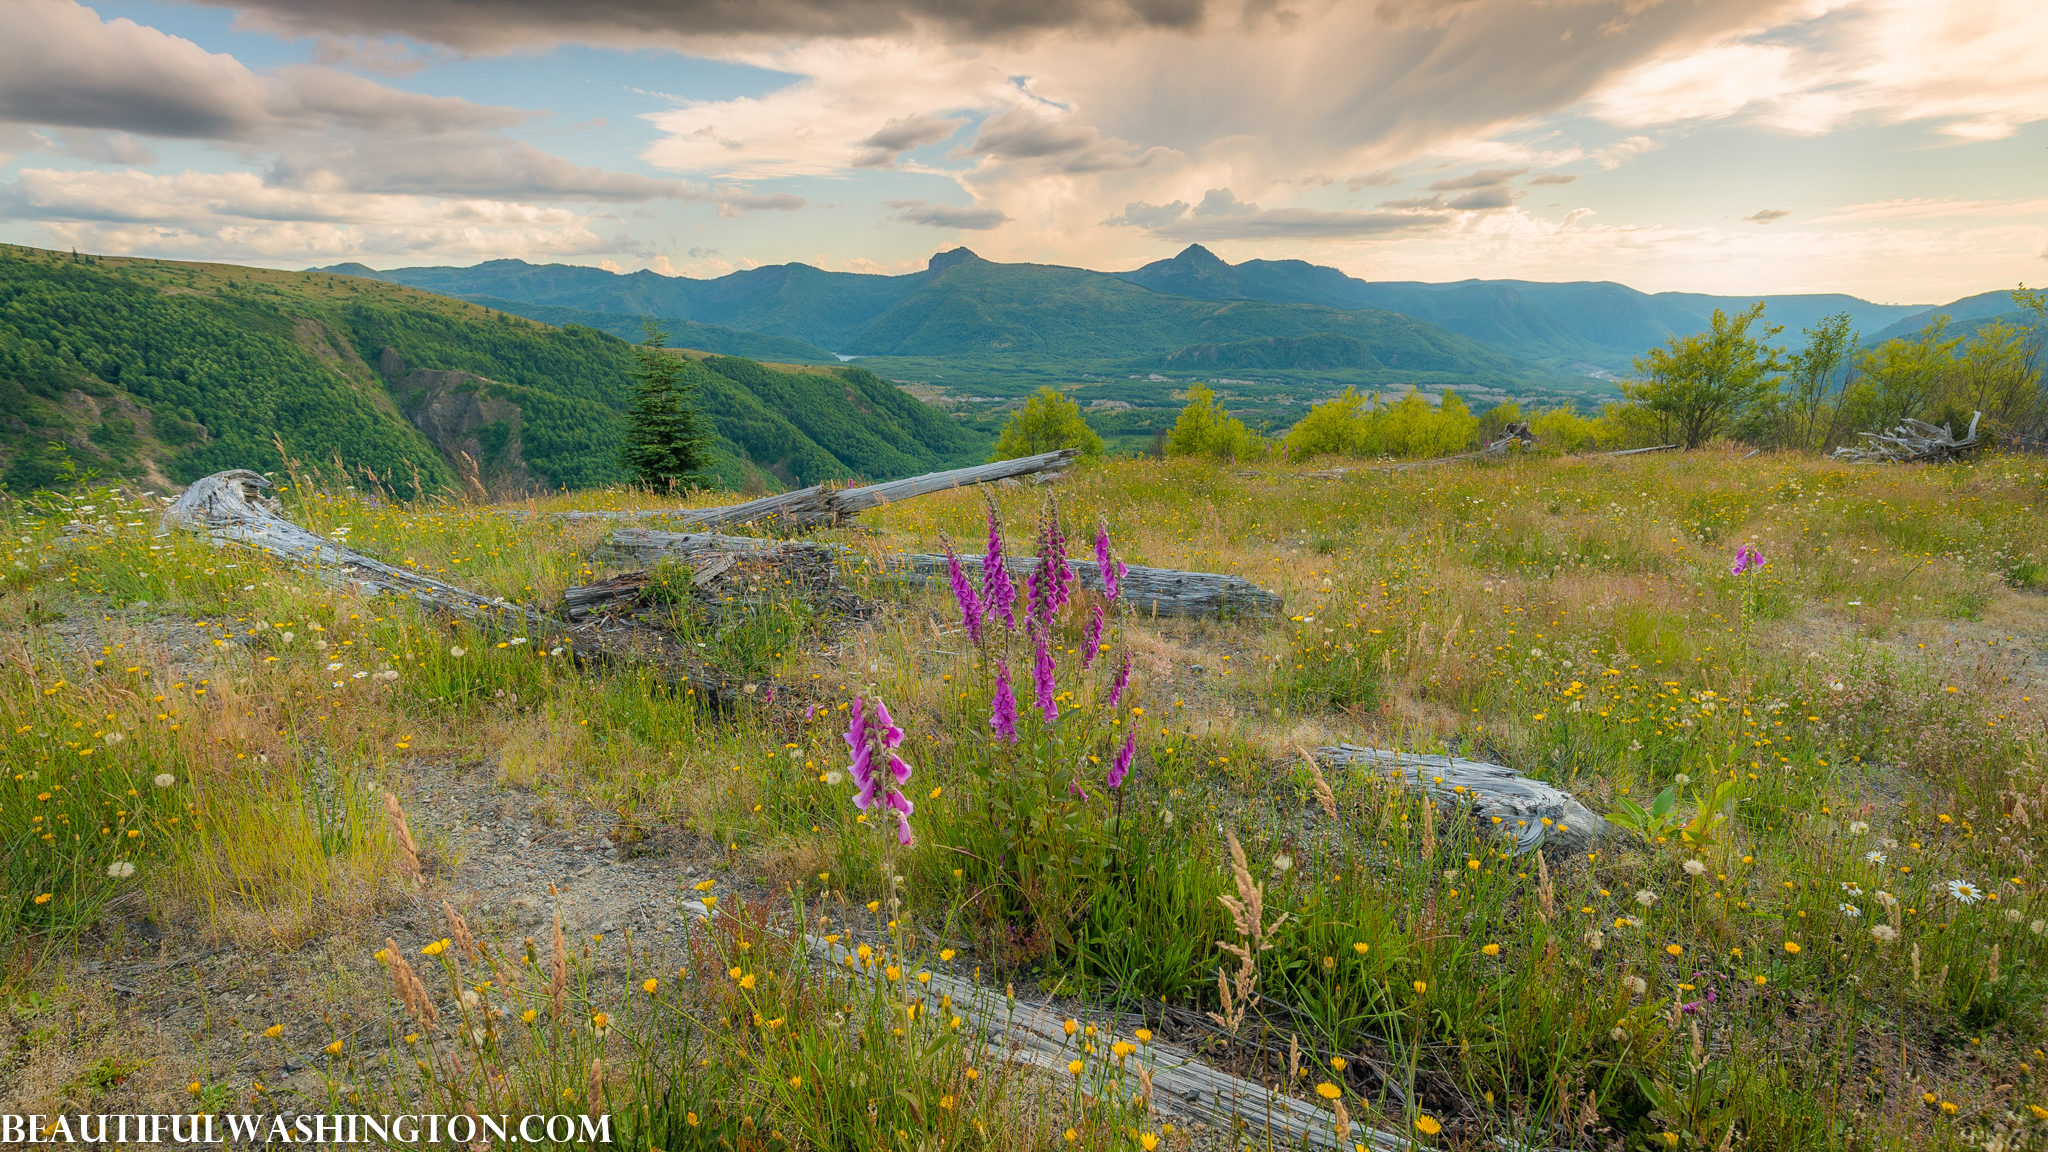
2 445 2045 1151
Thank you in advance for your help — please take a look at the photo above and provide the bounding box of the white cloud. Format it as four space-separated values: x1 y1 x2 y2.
1584 0 2048 140
1103 187 1450 241
2 167 616 261
888 199 1011 229
1806 197 2048 224
1314 206 2048 303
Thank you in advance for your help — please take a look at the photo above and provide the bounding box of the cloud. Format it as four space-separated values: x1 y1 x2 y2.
1448 186 1517 210
0 167 620 261
0 0 753 234
964 107 1169 173
1744 208 1791 225
1337 204 2048 303
1528 172 1577 185
0 1 522 142
1192 188 1255 217
1102 199 1191 227
1805 197 2048 224
35 129 161 166
1345 170 1400 190
1378 188 1515 211
196 0 1217 51
1583 0 2048 141
888 199 1011 229
1102 188 1447 240
853 113 965 167
307 35 447 76
1427 167 1527 191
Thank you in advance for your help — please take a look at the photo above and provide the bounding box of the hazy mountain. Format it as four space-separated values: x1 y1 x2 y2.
326 249 1531 383
1116 245 1933 369
459 297 839 364
1863 290 2033 345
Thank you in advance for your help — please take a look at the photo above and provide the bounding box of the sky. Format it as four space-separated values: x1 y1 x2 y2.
0 0 2043 303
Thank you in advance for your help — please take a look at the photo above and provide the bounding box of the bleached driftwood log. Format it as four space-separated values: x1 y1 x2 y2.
1314 744 1611 854
590 529 1284 620
1605 444 1678 457
678 901 1407 1152
549 449 1082 532
162 470 757 705
1832 412 1981 464
163 470 549 630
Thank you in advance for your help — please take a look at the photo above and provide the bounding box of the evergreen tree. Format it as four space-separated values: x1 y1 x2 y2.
619 322 713 490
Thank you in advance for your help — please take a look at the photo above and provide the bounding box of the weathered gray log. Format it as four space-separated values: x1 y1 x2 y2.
560 541 839 621
1832 411 1981 463
1314 744 1611 854
679 900 1401 1151
1606 444 1678 457
547 449 1082 532
162 470 549 630
162 470 751 705
593 529 1284 620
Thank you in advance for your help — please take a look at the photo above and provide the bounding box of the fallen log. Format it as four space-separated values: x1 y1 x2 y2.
1831 411 1981 464
680 901 1403 1151
590 529 1284 620
546 449 1082 532
160 470 757 706
163 470 548 630
1605 444 1678 457
1314 744 1611 854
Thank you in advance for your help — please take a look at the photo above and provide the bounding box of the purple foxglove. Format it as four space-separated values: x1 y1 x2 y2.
1107 732 1135 790
1050 516 1075 614
1032 630 1059 724
845 696 915 845
989 661 1019 743
946 544 983 644
1106 652 1132 709
1095 523 1121 602
1082 603 1104 670
981 504 1016 631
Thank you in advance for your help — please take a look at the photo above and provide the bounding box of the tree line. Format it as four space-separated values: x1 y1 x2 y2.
985 286 2047 463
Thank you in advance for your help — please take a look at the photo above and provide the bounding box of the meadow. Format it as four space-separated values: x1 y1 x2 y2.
2 446 2045 1151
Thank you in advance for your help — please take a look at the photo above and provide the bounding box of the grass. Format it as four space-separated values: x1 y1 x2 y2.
2 447 2046 1149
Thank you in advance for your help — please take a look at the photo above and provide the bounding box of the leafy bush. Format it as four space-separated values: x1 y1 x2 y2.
990 386 1103 460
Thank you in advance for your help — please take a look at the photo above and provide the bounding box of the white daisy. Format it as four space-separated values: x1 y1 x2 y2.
1947 879 1983 905
1864 851 1887 865
1838 903 1862 918
1840 882 1863 897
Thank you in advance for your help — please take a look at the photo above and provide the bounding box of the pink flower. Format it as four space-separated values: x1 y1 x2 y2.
1095 523 1122 602
1083 603 1104 670
1730 544 1764 576
1106 652 1132 708
844 697 915 846
989 661 1019 743
981 502 1016 632
1108 732 1135 789
946 543 983 645
1031 629 1059 724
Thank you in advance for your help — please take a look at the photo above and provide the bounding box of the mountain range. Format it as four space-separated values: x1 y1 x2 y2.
0 246 975 497
322 246 2021 390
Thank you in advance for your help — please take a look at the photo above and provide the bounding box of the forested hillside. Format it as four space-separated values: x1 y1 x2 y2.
0 246 974 497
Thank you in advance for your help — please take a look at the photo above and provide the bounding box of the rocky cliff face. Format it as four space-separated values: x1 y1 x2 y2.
378 348 538 498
